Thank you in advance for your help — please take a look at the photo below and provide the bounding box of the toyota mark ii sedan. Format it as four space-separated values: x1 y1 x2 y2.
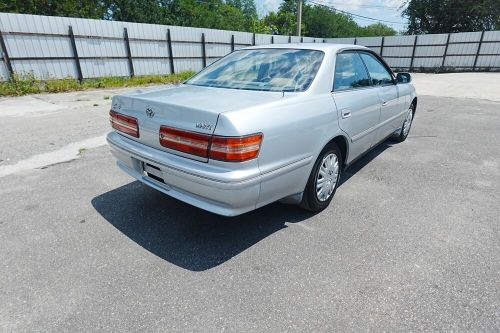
107 43 417 216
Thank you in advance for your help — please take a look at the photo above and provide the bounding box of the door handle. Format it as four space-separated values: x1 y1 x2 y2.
341 110 351 119
381 100 388 106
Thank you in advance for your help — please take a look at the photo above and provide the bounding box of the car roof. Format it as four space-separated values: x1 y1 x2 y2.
242 43 369 53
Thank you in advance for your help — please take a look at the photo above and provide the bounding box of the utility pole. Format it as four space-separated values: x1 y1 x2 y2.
296 0 302 37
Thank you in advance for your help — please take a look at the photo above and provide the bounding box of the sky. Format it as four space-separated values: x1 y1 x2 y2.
255 0 409 32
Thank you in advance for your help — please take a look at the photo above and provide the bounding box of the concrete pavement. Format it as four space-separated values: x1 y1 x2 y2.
1 74 499 331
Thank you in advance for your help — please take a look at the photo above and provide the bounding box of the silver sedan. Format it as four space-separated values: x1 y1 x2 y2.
107 43 417 216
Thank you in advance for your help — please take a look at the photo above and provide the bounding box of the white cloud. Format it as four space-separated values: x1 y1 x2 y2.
263 0 282 13
315 0 407 12
256 0 408 17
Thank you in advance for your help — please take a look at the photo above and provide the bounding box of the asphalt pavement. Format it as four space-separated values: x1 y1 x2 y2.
1 76 499 331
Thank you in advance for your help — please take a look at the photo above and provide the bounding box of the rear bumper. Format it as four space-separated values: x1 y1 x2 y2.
106 132 261 216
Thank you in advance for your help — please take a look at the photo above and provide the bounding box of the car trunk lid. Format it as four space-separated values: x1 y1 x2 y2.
111 84 281 162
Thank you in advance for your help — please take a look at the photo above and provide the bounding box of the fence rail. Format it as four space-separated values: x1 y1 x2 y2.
0 12 499 81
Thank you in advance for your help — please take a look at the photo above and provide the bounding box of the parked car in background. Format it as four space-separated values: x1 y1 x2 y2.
107 44 417 216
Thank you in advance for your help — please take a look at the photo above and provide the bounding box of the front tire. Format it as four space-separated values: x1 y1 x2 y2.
300 143 342 212
394 103 415 142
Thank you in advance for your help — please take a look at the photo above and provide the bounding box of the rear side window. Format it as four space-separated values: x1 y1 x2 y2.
333 52 371 91
359 52 394 86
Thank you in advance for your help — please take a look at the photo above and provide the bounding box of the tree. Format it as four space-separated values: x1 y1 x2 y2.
261 0 297 35
262 0 396 38
1 0 398 37
402 0 500 34
106 0 174 24
302 4 361 38
0 0 108 19
358 23 397 37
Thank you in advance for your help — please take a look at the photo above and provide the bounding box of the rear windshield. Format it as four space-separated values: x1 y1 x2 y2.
186 48 324 92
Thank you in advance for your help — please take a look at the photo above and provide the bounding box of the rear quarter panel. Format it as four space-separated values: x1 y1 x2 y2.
214 93 343 206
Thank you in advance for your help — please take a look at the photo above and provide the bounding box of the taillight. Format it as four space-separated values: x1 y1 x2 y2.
110 110 139 138
209 134 262 161
159 126 211 157
158 126 262 162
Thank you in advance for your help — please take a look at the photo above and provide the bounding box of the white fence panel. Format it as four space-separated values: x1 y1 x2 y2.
417 33 448 45
175 58 203 72
81 59 129 78
273 35 289 44
383 46 413 57
447 42 479 55
444 55 476 67
129 40 168 57
172 42 201 58
134 59 170 76
476 55 500 68
1 12 500 82
385 57 412 69
0 60 7 80
76 38 127 58
13 59 76 79
479 42 500 54
483 30 500 41
206 44 231 58
324 38 355 44
255 33 272 45
449 31 482 43
413 57 443 68
385 35 415 46
356 37 381 47
415 45 445 57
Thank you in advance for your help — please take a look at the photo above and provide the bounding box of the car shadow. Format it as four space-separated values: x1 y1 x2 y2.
91 182 314 271
340 141 394 186
91 141 394 271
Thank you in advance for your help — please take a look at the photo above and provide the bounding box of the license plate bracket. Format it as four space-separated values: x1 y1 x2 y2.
142 162 166 184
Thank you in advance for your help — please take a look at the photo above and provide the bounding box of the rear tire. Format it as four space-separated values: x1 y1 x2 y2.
300 143 342 212
394 103 415 142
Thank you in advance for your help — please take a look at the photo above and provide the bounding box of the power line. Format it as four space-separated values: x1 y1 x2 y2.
326 1 401 10
309 0 407 25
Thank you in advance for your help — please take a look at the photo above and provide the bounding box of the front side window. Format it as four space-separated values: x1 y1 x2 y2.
186 49 324 92
333 52 371 91
359 52 394 86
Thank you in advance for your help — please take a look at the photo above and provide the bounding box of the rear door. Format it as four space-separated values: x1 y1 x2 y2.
332 51 380 163
358 52 403 142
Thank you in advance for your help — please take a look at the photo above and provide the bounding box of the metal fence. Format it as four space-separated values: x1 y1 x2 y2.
1 12 499 81
328 32 500 71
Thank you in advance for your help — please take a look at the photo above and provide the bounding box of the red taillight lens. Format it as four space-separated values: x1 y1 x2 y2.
110 110 139 138
209 134 263 161
158 126 263 162
159 126 211 157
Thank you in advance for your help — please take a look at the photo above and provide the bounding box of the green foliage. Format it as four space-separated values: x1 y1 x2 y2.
302 4 361 38
402 0 500 34
0 72 42 95
262 0 396 38
357 23 397 37
0 0 108 19
1 0 396 37
0 72 194 97
106 0 175 24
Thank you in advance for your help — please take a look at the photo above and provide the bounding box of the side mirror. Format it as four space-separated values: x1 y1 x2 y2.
396 72 411 83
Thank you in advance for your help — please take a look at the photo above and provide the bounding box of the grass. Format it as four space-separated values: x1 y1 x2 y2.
0 71 194 97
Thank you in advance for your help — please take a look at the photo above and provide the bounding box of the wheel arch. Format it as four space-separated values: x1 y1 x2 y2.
411 96 417 110
324 134 349 170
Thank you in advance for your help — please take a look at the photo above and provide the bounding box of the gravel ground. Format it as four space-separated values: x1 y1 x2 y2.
0 75 499 331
